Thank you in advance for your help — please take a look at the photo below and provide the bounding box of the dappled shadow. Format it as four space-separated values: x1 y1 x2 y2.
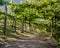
0 27 22 43
0 39 58 48
5 28 21 39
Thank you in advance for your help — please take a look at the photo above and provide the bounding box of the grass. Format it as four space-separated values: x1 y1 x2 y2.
0 25 21 41
57 46 60 48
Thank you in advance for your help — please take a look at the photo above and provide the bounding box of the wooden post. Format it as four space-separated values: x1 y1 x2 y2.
3 5 7 38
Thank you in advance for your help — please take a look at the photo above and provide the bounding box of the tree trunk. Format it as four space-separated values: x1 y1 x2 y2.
55 16 56 32
51 17 54 37
3 5 7 37
29 20 31 31
14 16 16 32
51 16 56 37
24 17 27 31
21 16 24 33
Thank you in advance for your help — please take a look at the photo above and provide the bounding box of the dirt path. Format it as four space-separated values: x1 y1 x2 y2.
0 39 57 48
0 36 57 48
0 35 58 48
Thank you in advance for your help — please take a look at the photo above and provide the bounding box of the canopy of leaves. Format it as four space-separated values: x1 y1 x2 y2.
0 0 60 44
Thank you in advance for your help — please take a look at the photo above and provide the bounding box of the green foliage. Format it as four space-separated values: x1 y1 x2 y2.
0 0 60 44
0 0 4 5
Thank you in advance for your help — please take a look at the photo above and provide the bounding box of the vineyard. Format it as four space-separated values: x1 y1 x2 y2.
0 0 60 48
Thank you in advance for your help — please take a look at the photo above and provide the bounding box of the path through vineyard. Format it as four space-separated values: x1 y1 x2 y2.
0 0 60 48
0 34 58 48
